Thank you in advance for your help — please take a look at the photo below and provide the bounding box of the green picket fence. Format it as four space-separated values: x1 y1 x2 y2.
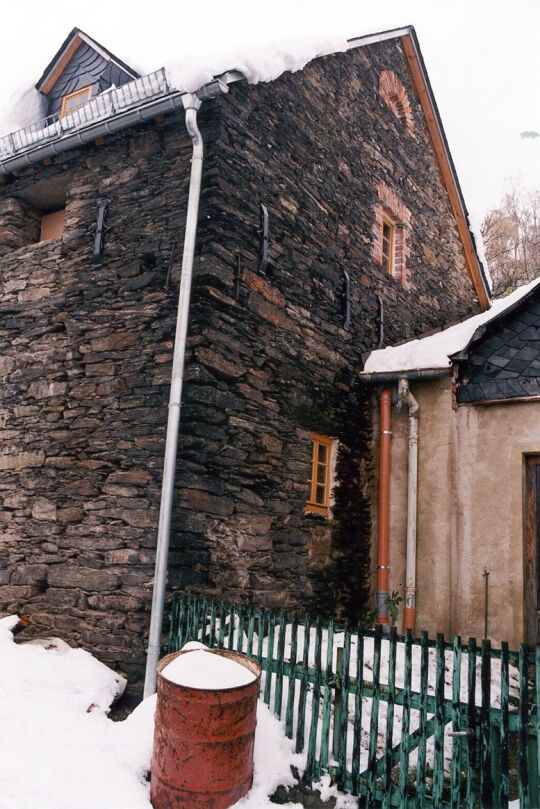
167 594 540 808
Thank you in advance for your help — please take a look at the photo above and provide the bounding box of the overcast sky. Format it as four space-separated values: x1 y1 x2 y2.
1 0 539 223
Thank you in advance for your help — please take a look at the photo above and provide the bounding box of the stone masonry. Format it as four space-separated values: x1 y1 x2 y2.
0 37 480 687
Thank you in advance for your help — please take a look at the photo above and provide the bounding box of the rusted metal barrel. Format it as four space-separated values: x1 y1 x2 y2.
151 648 261 809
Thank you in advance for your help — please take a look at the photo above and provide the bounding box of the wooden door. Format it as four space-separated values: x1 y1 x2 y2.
525 455 540 645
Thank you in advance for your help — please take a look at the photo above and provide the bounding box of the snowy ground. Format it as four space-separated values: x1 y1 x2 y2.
0 616 354 809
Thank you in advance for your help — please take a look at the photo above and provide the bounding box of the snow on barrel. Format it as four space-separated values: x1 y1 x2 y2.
151 648 261 809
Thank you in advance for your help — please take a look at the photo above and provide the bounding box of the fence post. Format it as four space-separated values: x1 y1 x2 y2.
527 729 539 807
333 645 343 761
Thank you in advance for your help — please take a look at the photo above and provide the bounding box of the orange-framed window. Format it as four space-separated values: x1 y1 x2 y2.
305 433 334 517
60 86 92 118
381 215 395 275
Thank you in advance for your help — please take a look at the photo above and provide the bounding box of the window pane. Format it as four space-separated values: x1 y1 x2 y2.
317 463 327 484
315 484 326 504
318 443 327 464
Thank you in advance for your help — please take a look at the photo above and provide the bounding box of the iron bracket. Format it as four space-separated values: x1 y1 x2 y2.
93 199 109 266
342 268 351 330
257 203 269 275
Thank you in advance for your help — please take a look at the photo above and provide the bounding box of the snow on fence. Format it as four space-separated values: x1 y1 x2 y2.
168 594 540 808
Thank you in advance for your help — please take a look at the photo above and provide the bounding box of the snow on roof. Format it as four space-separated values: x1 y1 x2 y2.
0 33 349 135
363 276 540 375
164 33 348 94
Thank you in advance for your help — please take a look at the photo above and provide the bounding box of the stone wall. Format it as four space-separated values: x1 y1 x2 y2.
0 115 217 684
0 36 480 686
170 38 480 620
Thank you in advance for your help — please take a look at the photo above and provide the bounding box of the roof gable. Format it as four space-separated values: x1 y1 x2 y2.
36 28 139 99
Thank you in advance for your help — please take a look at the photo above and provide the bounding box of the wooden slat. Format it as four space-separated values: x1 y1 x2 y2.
480 639 493 806
217 600 226 647
338 626 352 790
319 619 334 773
227 602 235 649
398 630 413 805
432 633 445 806
264 615 275 706
351 625 364 797
285 616 298 740
208 600 217 648
237 603 245 654
519 644 529 809
366 626 382 808
499 642 510 808
246 607 255 657
383 628 397 809
415 631 429 809
296 613 311 754
466 637 477 809
274 613 287 719
306 618 322 779
256 608 265 665
450 635 462 809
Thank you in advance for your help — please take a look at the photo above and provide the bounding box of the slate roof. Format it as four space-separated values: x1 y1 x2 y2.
456 291 540 403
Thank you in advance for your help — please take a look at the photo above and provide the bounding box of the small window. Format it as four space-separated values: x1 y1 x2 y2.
381 216 395 275
305 433 335 517
60 86 92 118
40 209 66 242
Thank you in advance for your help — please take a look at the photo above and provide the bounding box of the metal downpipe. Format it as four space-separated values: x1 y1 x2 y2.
376 388 392 629
143 94 203 697
398 378 419 633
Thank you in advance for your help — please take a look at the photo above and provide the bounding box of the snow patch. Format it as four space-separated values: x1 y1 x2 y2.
161 648 256 689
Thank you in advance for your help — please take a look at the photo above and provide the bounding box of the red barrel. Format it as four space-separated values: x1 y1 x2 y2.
151 649 261 809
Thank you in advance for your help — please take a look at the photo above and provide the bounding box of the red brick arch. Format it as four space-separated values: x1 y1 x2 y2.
379 69 414 136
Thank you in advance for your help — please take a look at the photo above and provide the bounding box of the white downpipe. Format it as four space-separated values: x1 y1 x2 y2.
143 93 203 697
398 378 419 632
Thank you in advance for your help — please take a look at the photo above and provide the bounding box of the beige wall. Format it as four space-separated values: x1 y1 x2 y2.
371 376 540 647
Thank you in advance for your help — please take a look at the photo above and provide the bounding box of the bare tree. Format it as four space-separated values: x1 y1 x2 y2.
481 184 540 296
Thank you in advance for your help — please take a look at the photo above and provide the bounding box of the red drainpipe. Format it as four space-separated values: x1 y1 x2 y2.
377 388 392 627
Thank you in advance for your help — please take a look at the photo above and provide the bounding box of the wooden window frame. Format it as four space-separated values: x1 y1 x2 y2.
305 433 334 517
60 86 92 118
382 215 395 276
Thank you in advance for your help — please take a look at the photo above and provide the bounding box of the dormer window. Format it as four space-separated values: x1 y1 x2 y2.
60 87 92 118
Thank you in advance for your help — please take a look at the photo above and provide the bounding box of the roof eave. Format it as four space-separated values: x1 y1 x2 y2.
396 28 491 310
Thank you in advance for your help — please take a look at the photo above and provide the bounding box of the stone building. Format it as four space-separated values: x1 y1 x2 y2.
362 277 540 648
0 26 489 684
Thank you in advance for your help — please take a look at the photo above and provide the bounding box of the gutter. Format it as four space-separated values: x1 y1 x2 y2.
143 81 228 697
361 368 450 384
0 71 244 176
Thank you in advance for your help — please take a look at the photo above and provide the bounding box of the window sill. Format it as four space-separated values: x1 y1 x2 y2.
304 503 331 518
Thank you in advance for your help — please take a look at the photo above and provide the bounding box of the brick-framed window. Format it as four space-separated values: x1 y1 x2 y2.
372 182 412 288
379 70 414 136
305 433 335 517
60 86 92 118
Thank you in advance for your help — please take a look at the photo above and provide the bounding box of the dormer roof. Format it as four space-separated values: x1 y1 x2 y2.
35 27 139 95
